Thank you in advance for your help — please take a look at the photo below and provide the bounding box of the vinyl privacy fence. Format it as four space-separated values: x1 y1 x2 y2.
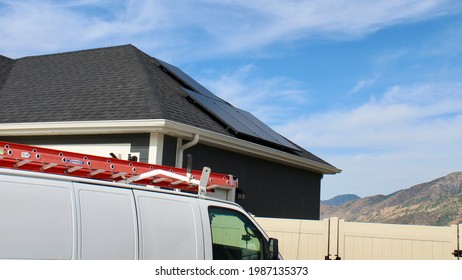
255 217 461 260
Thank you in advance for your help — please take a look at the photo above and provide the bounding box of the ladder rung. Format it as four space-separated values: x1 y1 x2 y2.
88 169 105 176
170 180 184 186
41 163 58 171
66 166 83 173
110 172 126 179
15 159 32 168
152 177 167 183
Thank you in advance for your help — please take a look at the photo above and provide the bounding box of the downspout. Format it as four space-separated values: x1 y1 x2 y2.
176 133 200 168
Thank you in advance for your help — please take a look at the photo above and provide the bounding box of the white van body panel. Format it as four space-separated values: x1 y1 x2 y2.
0 173 75 260
0 168 275 260
73 183 138 260
134 190 203 260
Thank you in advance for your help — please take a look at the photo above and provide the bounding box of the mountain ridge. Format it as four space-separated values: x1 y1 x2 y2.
320 172 462 226
321 194 360 206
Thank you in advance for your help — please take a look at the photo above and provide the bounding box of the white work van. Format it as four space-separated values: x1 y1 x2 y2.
0 143 280 260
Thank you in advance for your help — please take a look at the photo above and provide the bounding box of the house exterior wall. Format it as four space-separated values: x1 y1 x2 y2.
162 135 178 167
177 142 322 220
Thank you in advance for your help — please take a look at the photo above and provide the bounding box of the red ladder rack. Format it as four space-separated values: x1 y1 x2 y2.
0 141 237 193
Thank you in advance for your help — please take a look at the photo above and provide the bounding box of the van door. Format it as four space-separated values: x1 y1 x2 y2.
133 190 204 260
199 200 273 260
73 183 138 259
0 174 75 259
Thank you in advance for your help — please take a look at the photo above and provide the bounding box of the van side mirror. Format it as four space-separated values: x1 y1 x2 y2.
268 238 279 260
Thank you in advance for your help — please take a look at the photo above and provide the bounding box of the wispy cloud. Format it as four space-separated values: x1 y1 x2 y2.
0 0 175 57
420 17 462 57
210 0 461 51
199 64 308 125
276 82 462 197
279 82 462 148
1 0 461 58
350 74 380 94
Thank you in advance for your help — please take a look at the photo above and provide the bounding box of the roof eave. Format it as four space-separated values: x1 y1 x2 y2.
0 119 341 174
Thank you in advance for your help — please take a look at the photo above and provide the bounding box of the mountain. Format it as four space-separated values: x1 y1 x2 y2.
321 194 360 206
320 172 462 226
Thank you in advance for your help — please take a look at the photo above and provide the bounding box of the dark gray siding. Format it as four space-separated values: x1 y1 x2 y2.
162 135 178 167
181 143 322 220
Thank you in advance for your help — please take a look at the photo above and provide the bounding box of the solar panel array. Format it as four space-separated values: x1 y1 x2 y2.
158 60 300 151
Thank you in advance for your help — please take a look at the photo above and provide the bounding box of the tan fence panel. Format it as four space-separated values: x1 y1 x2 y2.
298 218 330 260
257 217 460 260
255 217 329 260
337 220 458 260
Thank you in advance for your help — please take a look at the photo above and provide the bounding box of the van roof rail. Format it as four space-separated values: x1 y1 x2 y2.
0 141 237 195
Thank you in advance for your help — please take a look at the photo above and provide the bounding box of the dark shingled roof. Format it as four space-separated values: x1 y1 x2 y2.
0 44 333 167
0 55 15 92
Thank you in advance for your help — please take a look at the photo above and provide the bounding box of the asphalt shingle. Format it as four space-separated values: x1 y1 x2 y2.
0 55 15 92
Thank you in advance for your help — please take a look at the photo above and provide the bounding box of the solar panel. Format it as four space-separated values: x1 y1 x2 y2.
236 108 301 151
183 88 259 138
157 59 300 151
157 59 222 101
184 88 301 151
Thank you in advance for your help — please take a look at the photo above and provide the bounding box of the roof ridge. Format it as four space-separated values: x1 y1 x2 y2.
0 55 15 61
17 44 136 60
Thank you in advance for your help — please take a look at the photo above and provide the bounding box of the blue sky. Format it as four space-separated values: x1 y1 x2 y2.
1 0 461 199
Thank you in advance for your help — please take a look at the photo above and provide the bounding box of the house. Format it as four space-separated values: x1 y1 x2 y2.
0 45 340 219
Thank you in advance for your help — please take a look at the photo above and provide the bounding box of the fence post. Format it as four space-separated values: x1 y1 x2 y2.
324 217 330 260
326 217 341 260
337 218 345 260
457 224 461 260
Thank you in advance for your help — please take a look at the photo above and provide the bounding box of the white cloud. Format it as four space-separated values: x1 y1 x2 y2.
275 82 462 198
0 1 89 56
207 0 461 54
211 0 460 51
199 64 309 125
280 83 462 147
350 74 380 94
1 0 461 58
0 0 177 57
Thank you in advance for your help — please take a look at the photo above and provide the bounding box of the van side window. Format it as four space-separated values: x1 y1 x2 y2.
208 207 265 260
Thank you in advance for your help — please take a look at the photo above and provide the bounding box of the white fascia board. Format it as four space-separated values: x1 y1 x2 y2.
0 119 341 174
162 120 341 175
0 119 168 135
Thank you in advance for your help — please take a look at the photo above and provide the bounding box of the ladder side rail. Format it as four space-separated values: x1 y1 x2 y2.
0 141 237 191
